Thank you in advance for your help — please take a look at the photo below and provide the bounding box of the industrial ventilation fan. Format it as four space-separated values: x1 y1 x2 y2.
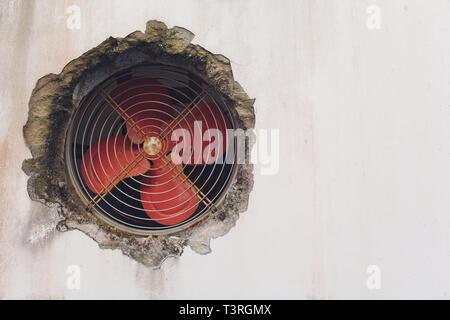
65 64 236 234
23 21 254 264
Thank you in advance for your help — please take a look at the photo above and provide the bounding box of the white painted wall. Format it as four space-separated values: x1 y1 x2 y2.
1 0 450 299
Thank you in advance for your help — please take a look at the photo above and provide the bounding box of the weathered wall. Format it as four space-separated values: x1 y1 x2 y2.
1 0 450 299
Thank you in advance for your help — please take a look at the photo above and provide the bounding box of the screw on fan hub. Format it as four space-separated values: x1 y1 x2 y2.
143 136 162 156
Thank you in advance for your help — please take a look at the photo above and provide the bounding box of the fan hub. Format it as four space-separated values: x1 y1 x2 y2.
143 136 162 156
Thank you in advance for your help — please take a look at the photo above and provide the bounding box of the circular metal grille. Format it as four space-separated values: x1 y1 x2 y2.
65 64 237 234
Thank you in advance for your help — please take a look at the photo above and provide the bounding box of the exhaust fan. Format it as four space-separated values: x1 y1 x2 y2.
23 21 255 266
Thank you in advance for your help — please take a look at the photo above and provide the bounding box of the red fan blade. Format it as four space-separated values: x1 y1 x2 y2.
81 136 150 194
140 160 199 226
165 100 231 164
110 78 173 144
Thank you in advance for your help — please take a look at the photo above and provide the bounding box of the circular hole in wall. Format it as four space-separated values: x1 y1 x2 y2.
23 20 255 266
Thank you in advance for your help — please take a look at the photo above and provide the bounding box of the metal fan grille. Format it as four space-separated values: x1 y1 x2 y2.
64 64 237 234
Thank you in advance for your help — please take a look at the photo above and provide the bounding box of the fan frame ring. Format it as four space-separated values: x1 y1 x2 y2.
64 63 240 235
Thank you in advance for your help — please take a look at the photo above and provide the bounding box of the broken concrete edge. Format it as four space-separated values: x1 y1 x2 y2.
22 20 255 268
